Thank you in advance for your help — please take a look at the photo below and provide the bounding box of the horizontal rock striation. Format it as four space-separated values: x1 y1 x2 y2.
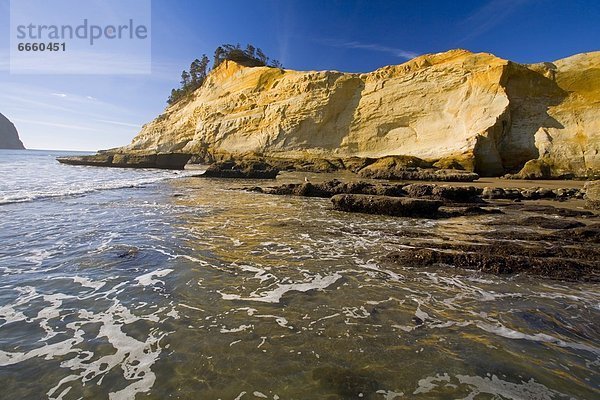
63 49 599 177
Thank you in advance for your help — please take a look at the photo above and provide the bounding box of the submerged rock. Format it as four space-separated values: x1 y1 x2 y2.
438 206 503 217
386 247 598 282
556 222 600 243
331 194 442 217
518 216 585 230
201 160 279 179
312 367 379 398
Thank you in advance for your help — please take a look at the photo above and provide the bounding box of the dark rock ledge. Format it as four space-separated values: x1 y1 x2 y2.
331 195 443 218
200 160 279 179
57 152 192 170
246 178 599 281
385 245 599 282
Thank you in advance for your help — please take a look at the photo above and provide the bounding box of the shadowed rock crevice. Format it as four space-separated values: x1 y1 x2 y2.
498 62 573 176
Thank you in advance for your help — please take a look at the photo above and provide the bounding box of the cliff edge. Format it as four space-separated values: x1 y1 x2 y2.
0 113 25 150
69 49 600 177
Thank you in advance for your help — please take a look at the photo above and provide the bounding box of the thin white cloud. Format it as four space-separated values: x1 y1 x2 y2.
0 82 144 150
320 39 418 60
458 0 534 44
12 118 100 132
52 93 68 98
95 119 141 128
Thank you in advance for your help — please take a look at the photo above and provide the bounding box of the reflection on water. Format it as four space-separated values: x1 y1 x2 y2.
0 174 598 399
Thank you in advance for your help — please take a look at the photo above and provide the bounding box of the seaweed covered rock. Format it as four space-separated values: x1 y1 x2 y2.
264 180 406 198
358 164 479 182
386 247 598 282
201 160 279 179
57 152 192 169
331 194 442 217
404 184 482 202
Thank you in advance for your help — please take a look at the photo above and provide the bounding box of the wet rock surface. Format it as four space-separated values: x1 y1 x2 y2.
359 166 479 182
385 246 598 282
57 152 192 170
382 208 599 281
259 179 407 198
245 177 599 281
331 195 443 218
482 186 585 201
405 184 482 202
491 216 586 230
201 160 280 179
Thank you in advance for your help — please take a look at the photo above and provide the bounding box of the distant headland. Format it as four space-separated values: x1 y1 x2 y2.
0 112 25 150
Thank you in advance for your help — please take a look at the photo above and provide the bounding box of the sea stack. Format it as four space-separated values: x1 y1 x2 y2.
0 112 25 149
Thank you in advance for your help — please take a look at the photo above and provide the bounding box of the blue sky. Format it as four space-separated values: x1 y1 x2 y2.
0 0 599 150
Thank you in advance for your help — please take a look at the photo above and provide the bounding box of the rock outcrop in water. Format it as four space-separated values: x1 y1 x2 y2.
200 160 279 179
60 50 599 177
0 113 25 149
331 195 443 217
56 152 191 170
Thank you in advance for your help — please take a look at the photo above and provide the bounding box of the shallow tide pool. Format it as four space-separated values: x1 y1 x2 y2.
0 154 598 399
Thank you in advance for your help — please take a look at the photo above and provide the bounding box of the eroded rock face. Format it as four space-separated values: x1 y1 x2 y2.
116 50 598 177
0 113 25 149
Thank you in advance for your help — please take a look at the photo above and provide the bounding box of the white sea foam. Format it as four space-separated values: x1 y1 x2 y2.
376 389 404 399
476 322 600 355
0 167 197 205
220 273 342 303
135 268 174 287
220 324 253 333
455 374 567 400
413 373 451 394
0 276 171 400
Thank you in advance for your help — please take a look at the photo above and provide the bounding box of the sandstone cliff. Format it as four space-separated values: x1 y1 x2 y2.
121 49 599 177
0 113 25 149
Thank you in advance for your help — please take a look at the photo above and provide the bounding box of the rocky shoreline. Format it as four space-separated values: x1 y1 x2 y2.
240 177 599 282
57 151 600 282
57 152 192 170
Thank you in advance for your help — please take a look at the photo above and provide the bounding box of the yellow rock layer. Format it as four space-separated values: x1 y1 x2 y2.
124 49 600 176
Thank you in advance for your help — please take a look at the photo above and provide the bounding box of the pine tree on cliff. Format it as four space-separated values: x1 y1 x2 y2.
180 70 191 88
189 55 210 88
168 44 282 105
213 46 225 69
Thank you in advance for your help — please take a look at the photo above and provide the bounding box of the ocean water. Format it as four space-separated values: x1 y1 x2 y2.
0 149 598 399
